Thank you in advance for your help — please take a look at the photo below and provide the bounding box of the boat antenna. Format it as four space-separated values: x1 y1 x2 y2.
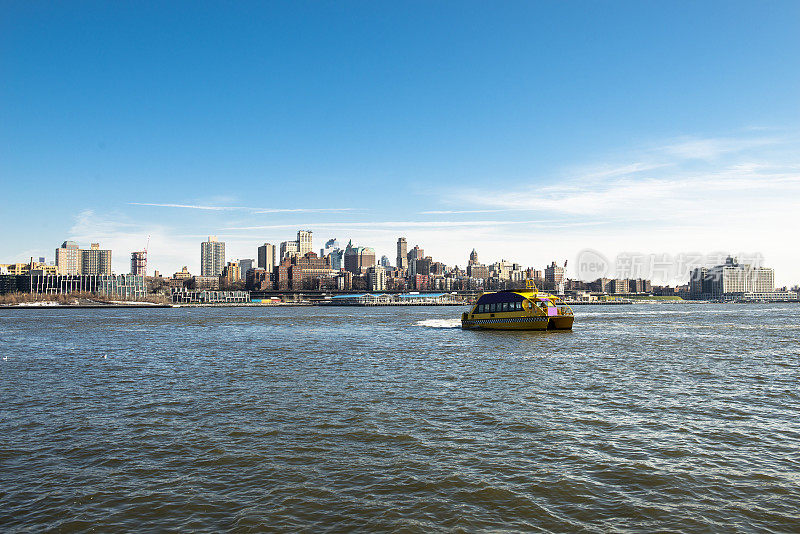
526 278 538 293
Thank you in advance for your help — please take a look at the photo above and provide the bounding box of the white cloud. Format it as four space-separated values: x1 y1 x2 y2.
435 133 800 285
41 131 800 287
129 202 355 213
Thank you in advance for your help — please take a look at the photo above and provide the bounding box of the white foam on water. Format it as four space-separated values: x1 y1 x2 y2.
416 319 462 329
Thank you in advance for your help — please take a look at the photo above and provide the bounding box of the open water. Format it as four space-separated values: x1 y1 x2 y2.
1 303 799 532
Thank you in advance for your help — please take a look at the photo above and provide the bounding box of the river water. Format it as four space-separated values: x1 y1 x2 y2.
1 303 799 532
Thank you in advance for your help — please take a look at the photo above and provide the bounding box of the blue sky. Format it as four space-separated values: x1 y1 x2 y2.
2 1 799 284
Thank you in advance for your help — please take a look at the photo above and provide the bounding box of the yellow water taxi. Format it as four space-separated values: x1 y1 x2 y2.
461 280 574 330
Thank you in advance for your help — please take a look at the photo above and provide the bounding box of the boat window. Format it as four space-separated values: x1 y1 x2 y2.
503 302 510 312
491 303 498 313
515 301 522 311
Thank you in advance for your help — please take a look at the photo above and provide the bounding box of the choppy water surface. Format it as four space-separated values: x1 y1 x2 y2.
1 303 800 532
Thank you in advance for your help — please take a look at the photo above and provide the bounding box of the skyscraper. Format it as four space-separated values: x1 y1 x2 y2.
297 230 313 256
344 241 376 274
238 258 254 280
396 237 407 270
257 243 276 270
201 236 225 276
81 243 112 275
55 241 81 275
407 245 423 263
320 238 339 258
280 240 299 260
130 251 147 276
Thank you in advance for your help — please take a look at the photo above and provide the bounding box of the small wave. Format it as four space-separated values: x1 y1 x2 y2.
416 319 462 329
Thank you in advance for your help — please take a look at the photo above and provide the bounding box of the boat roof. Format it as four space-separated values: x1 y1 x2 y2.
475 290 559 303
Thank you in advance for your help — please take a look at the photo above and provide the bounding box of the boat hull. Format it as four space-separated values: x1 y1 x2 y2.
461 315 573 331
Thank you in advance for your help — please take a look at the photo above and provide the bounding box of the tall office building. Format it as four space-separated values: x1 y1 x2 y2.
297 230 313 256
396 237 408 269
81 243 112 275
321 238 339 258
407 245 423 263
238 258 254 280
257 243 276 271
130 251 147 276
201 236 226 276
469 249 479 265
55 241 81 275
330 249 345 270
280 240 299 260
223 261 240 283
344 241 376 274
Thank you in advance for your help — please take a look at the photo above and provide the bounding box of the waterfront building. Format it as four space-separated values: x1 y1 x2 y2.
12 274 147 299
257 243 276 271
0 260 59 276
275 258 301 291
690 256 776 300
294 252 336 289
172 289 250 304
81 243 112 276
130 251 147 276
55 241 81 275
238 259 254 280
412 274 430 290
628 278 652 293
335 270 353 290
610 279 629 294
200 236 225 276
689 267 709 298
396 237 408 270
246 268 271 291
223 261 240 284
545 261 565 285
367 265 387 292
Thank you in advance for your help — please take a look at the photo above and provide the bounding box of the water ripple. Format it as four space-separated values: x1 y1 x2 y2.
1 303 800 531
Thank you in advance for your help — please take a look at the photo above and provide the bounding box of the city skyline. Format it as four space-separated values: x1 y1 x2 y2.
2 2 800 284
5 231 796 294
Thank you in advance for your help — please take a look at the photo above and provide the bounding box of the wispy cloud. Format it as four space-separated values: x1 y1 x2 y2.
659 135 780 160
420 209 513 214
56 131 800 286
129 202 355 213
222 220 605 231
